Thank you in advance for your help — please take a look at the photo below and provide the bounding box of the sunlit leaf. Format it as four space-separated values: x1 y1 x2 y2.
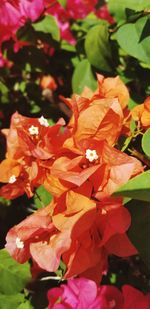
34 185 52 209
0 249 31 295
85 23 112 72
72 59 97 94
32 15 60 41
114 170 150 202
142 128 150 157
117 16 150 64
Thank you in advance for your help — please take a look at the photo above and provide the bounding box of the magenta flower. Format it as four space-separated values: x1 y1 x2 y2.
66 0 97 19
0 0 44 46
47 278 102 309
47 278 150 309
20 0 44 22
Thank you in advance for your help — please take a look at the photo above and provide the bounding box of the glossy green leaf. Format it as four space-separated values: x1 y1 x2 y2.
0 249 31 295
142 128 150 157
0 294 25 309
116 16 150 64
114 170 150 202
34 185 52 209
32 15 60 41
17 301 34 309
108 0 150 22
72 59 97 94
127 199 150 269
85 24 112 72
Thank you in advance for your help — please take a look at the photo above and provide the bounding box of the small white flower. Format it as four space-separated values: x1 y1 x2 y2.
85 149 98 162
38 116 49 127
28 125 39 136
9 175 17 184
16 237 24 249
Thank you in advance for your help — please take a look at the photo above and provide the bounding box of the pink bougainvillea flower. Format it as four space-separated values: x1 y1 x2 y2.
99 284 150 309
96 4 115 24
0 0 44 47
131 96 150 129
48 279 150 309
66 0 97 19
0 52 13 68
122 285 150 309
0 1 21 45
47 277 103 309
19 0 44 22
46 1 76 45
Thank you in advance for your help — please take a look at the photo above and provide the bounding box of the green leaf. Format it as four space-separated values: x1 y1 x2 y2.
57 0 67 7
0 81 9 95
114 170 150 202
116 16 150 64
72 59 97 94
0 294 25 309
108 0 150 22
0 249 31 295
142 128 150 157
84 23 112 72
61 40 76 52
127 199 150 269
32 15 60 41
34 185 52 209
17 301 34 309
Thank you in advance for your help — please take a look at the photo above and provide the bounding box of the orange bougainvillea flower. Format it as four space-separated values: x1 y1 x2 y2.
62 94 123 146
96 74 129 110
0 112 69 199
2 112 66 160
5 191 136 282
44 138 143 200
61 74 130 146
40 75 57 91
131 96 150 129
5 204 55 264
53 193 136 280
0 157 44 199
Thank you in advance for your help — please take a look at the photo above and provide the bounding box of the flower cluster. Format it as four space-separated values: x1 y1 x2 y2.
0 75 144 283
0 0 44 45
0 0 114 66
47 277 150 308
46 1 114 44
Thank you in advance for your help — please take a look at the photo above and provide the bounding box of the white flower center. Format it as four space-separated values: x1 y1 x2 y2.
109 300 116 308
28 125 39 136
9 175 17 184
85 149 98 162
16 237 24 249
38 116 49 127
